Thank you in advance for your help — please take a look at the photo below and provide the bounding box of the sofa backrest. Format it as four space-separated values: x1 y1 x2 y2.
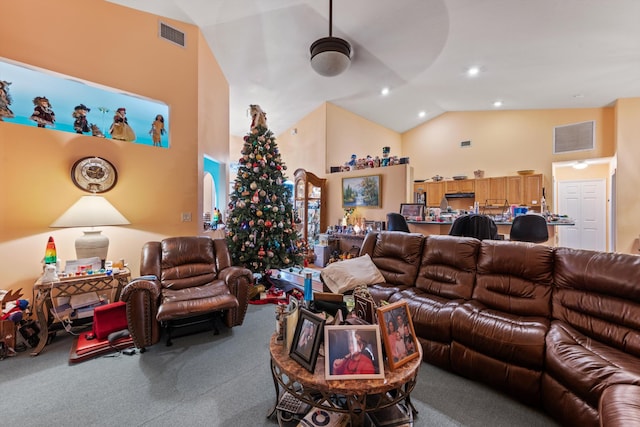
359 231 424 287
140 236 219 291
415 235 480 300
474 240 554 317
553 247 640 357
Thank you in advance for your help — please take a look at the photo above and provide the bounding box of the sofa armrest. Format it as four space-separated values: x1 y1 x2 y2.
599 384 640 427
218 266 253 327
120 278 162 350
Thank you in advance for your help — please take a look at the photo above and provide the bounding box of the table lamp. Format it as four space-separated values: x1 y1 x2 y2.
50 195 130 262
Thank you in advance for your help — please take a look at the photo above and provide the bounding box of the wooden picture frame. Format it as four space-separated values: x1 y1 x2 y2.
400 203 425 221
289 308 325 373
354 294 377 324
377 300 420 370
342 175 381 208
324 324 385 380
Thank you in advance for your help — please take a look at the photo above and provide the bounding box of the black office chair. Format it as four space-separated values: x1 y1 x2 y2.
510 214 549 243
386 213 411 233
449 214 499 240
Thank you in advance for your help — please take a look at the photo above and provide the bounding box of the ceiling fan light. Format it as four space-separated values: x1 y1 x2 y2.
310 36 352 77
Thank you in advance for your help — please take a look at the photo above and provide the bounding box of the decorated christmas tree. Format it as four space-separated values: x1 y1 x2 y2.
226 105 303 274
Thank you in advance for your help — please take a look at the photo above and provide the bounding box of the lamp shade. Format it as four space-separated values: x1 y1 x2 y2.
50 195 130 261
50 195 130 228
310 36 352 77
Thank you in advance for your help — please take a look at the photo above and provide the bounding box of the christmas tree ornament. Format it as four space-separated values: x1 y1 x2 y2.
250 182 258 190
252 191 260 204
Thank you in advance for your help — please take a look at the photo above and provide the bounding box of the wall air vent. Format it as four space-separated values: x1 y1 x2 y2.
159 22 186 48
460 140 471 148
553 121 594 154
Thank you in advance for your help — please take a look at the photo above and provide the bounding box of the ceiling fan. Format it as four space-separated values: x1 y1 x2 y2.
309 0 352 77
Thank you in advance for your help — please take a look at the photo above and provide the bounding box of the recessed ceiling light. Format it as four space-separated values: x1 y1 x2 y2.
573 160 588 170
418 111 426 118
573 94 585 98
493 100 503 107
467 66 480 77
381 87 390 96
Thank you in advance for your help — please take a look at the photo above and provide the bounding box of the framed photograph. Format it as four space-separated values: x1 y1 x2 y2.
342 175 381 208
325 324 384 380
377 300 420 370
399 203 425 220
289 308 325 373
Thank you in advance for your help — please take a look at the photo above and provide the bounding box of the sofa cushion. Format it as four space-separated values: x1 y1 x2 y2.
361 231 424 287
474 240 554 317
553 247 640 358
415 235 480 300
157 280 238 321
320 254 385 294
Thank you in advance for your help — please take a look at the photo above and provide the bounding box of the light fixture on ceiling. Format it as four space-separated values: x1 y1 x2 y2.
418 111 427 118
50 194 130 262
310 0 352 77
573 160 588 170
467 66 480 77
381 87 390 96
493 100 503 107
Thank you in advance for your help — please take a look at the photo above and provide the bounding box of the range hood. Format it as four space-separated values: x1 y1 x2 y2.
444 192 475 199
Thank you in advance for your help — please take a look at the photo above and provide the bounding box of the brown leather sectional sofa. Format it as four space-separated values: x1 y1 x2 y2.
359 231 640 427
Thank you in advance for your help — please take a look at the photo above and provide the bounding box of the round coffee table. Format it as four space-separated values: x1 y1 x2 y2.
268 333 422 426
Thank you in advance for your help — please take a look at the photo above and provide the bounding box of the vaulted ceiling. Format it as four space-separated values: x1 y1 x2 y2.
108 0 640 137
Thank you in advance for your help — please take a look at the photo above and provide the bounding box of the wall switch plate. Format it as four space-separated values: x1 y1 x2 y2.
181 212 192 222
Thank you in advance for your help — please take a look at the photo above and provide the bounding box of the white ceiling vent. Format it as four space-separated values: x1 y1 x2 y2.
159 22 186 48
553 121 595 154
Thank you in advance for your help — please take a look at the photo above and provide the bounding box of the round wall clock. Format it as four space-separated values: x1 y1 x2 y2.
71 156 118 193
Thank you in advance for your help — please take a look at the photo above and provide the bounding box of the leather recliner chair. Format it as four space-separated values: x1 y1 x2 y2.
120 236 253 351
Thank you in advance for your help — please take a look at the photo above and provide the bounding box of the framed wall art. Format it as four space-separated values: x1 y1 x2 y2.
342 175 381 208
324 324 384 380
377 300 420 370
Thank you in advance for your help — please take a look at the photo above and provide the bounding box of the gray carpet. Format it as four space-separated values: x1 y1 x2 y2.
0 304 557 426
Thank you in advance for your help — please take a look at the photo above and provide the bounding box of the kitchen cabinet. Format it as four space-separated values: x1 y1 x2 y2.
523 174 544 208
488 177 507 202
294 168 327 243
506 176 523 205
426 181 445 206
445 179 475 194
474 178 490 204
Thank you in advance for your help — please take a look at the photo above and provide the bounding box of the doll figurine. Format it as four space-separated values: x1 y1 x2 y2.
0 80 15 121
30 96 55 128
72 104 91 134
109 107 136 141
149 114 165 146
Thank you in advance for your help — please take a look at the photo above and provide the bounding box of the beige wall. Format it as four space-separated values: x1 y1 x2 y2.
403 108 615 194
614 98 640 253
326 103 403 174
0 0 229 296
325 165 413 228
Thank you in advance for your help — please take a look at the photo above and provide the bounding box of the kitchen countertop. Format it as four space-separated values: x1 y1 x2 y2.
407 219 575 226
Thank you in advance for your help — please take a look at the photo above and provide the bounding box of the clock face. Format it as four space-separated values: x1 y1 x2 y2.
71 156 118 193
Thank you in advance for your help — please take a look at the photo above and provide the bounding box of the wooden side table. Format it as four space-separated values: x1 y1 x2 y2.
30 269 131 356
268 333 421 426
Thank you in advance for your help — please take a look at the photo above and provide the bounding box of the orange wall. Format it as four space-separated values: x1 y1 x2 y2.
614 98 640 253
0 0 229 295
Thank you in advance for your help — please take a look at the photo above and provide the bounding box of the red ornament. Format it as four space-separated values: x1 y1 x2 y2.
265 220 272 228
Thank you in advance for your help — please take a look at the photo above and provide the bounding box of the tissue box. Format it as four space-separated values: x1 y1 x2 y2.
314 245 331 267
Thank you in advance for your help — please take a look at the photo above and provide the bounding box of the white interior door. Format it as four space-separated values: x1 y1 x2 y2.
557 179 606 251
